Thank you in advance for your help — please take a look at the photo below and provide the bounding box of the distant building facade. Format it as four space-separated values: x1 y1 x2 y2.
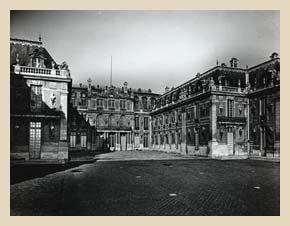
150 54 280 158
70 81 160 151
248 53 280 157
10 38 72 161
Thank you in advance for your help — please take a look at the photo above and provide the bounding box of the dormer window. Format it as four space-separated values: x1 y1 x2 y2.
30 48 46 68
32 58 40 68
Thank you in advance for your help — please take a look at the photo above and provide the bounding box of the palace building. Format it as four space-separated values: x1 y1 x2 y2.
10 36 279 160
10 37 72 161
150 54 280 158
70 81 160 152
248 53 280 157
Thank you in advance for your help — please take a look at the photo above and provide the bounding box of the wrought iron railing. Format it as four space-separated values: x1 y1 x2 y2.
217 116 247 123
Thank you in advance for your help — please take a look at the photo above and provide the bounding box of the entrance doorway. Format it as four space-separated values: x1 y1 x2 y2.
227 127 234 154
135 135 140 149
29 122 41 159
121 134 127 151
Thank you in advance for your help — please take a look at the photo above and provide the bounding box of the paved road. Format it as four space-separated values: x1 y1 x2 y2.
10 151 280 216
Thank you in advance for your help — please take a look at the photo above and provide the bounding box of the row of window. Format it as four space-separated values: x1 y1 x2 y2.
134 116 149 130
70 132 87 148
72 97 133 110
153 99 239 127
70 132 150 148
134 96 156 110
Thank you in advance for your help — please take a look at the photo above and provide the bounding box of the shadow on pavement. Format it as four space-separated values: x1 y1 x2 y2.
10 161 95 185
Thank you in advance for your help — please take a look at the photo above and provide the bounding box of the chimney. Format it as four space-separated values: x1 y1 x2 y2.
230 58 238 68
87 78 92 95
270 52 279 60
165 86 170 93
123 81 128 93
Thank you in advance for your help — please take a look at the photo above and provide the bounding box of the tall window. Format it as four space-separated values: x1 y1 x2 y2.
165 114 169 124
144 133 148 147
160 115 163 125
32 58 42 68
165 133 168 144
160 133 164 144
260 98 266 116
144 117 149 130
199 104 209 118
97 99 103 108
120 100 126 110
81 133 87 148
178 112 182 122
135 116 139 130
134 96 139 111
71 92 76 106
186 109 192 120
81 93 87 107
108 99 115 109
227 99 234 117
127 101 131 110
171 112 175 123
142 97 148 110
90 99 96 109
70 132 76 147
171 132 175 144
29 121 42 159
150 98 155 109
31 85 42 111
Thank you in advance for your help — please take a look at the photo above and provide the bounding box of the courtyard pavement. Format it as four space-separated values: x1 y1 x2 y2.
10 150 280 216
95 150 204 161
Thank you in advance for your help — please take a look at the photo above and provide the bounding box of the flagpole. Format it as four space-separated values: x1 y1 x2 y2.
110 56 112 87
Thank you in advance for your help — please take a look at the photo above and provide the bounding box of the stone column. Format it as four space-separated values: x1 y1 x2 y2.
260 127 264 156
149 116 152 149
246 98 250 156
60 92 68 141
209 95 219 158
58 91 69 161
181 108 187 154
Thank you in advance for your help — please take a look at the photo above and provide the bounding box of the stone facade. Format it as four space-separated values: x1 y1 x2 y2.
70 81 160 151
10 37 279 160
151 55 280 158
248 53 280 157
10 38 72 161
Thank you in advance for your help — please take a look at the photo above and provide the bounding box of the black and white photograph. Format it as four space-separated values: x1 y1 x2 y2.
10 10 280 216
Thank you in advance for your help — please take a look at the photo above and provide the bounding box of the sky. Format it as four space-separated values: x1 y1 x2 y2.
10 10 280 94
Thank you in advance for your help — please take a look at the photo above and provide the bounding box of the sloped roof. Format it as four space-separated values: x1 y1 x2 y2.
10 38 58 69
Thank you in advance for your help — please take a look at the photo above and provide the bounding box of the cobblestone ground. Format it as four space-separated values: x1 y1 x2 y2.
95 150 201 161
10 151 280 216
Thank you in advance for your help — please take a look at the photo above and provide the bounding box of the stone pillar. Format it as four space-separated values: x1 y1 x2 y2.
209 95 219 158
58 91 69 161
260 127 264 156
211 96 217 141
195 129 199 150
181 108 187 154
60 92 68 140
116 132 120 151
149 116 152 149
246 98 250 156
